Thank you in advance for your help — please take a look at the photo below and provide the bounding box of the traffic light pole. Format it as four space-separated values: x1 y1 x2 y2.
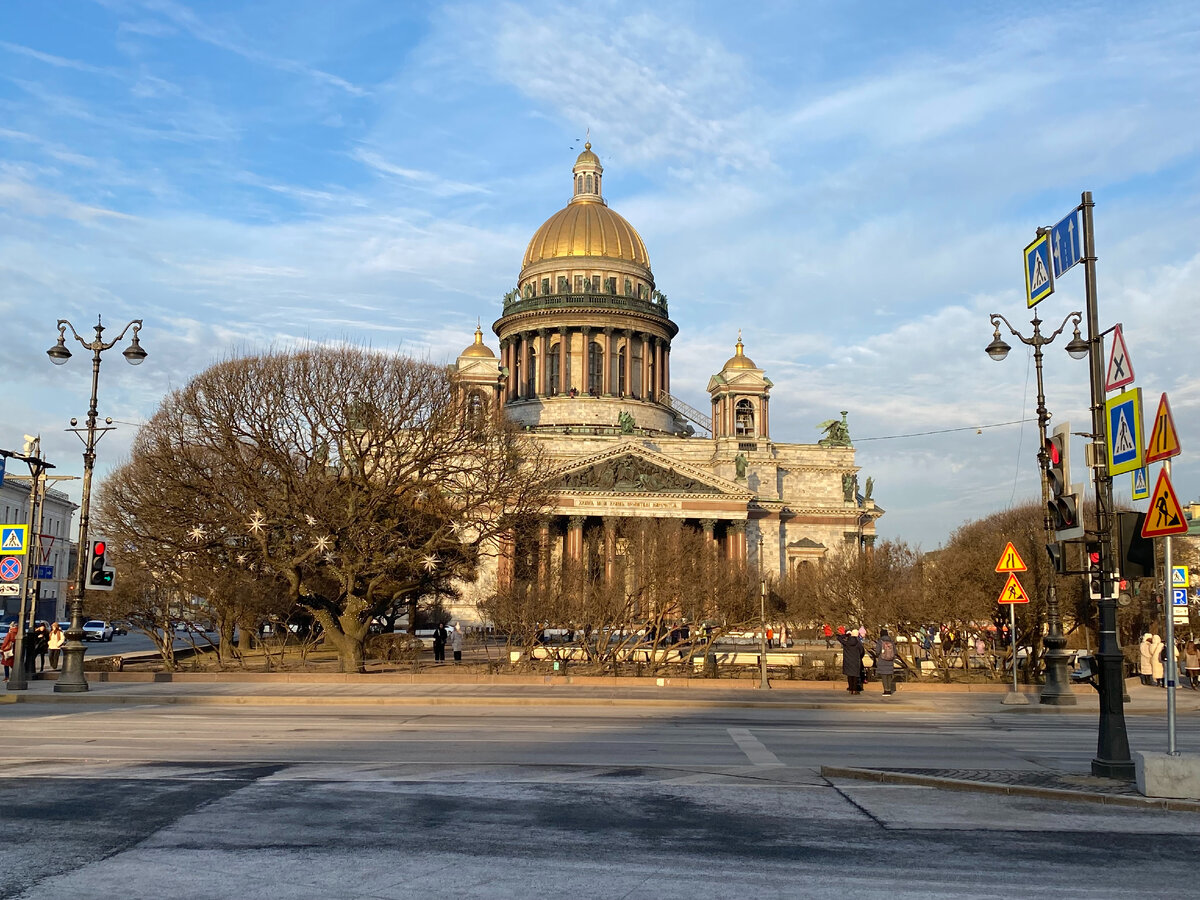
3 448 52 692
1081 191 1135 780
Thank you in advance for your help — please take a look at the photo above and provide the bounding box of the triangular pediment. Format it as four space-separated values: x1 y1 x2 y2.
546 443 751 497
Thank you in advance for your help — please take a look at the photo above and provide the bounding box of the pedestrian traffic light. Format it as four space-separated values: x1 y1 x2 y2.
1046 542 1066 575
1046 422 1082 540
1085 540 1102 600
87 537 115 591
1115 511 1155 579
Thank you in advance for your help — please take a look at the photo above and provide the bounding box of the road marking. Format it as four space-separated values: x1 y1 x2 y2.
727 728 783 767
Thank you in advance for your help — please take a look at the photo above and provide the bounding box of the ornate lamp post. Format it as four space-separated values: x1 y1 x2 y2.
46 316 146 693
985 310 1088 705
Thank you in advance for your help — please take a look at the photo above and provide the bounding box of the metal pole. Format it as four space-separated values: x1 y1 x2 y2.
5 457 42 692
1163 458 1177 754
55 332 103 693
1082 191 1134 780
758 535 768 690
1011 603 1020 695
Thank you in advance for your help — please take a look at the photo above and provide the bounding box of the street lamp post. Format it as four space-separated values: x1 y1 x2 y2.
985 309 1088 706
2 443 54 692
47 316 146 693
757 534 769 690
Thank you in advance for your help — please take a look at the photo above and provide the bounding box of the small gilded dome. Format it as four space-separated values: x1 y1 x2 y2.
574 141 601 169
723 333 756 370
459 325 495 358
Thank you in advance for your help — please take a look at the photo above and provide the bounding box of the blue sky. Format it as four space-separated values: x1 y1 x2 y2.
1 0 1197 548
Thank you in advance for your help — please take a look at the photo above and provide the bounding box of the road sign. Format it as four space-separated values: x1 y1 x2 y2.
0 456 5 486
34 564 53 580
1104 324 1134 392
1173 588 1188 606
0 556 21 582
1104 388 1144 476
0 583 18 596
1024 233 1054 307
995 542 1028 573
1131 467 1149 501
1050 209 1083 278
1141 468 1188 538
1145 392 1181 464
0 525 28 555
1173 566 1190 589
997 573 1030 604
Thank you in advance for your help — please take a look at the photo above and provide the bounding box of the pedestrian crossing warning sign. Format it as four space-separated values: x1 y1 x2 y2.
1104 388 1144 476
1132 467 1149 501
0 525 27 555
995 542 1028 573
1141 468 1188 538
1024 233 1054 308
1145 392 1181 464
997 573 1030 605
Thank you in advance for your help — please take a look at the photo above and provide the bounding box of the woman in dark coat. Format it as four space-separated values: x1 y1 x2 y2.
837 630 865 694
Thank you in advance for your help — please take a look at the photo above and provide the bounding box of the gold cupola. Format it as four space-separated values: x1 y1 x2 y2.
459 323 495 358
722 331 757 370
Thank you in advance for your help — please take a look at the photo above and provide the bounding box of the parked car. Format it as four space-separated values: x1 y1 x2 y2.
82 620 114 642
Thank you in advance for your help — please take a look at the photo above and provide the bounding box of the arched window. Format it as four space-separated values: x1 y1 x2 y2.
735 399 755 436
576 175 582 195
588 341 603 395
467 390 486 426
548 343 561 396
527 345 537 397
624 278 632 296
617 346 626 396
585 173 593 193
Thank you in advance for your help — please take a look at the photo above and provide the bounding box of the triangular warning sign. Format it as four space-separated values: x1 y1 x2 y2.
997 573 1030 605
1141 468 1189 538
995 542 1028 573
1104 323 1135 392
1112 409 1136 456
1145 392 1181 464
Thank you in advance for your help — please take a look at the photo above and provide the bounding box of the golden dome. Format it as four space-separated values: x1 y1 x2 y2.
459 324 495 358
723 332 756 370
522 202 650 269
574 141 601 169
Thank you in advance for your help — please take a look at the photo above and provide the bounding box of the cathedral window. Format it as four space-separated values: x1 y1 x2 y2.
575 175 582 195
585 173 593 193
617 346 626 396
548 343 561 395
735 399 755 436
587 341 603 395
575 275 584 293
527 345 537 397
558 276 570 293
624 278 632 296
467 391 486 427
542 277 550 296
591 275 601 292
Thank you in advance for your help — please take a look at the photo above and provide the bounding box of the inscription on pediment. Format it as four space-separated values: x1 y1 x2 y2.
553 453 721 494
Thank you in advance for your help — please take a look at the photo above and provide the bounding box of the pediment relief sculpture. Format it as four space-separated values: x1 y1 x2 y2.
552 453 722 494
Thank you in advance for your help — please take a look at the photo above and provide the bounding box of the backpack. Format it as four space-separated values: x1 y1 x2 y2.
880 639 895 661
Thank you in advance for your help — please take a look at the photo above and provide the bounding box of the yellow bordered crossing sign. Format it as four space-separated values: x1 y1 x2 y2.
1145 392 1181 464
1141 468 1188 538
1104 388 1144 476
995 542 1028 573
0 525 28 555
1131 467 1150 501
997 573 1030 605
1024 233 1054 308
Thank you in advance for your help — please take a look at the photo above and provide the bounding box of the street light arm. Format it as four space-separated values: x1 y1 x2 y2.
989 311 1082 348
56 317 144 353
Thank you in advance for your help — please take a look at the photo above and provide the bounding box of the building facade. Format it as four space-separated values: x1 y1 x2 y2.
448 144 880 621
1 475 78 623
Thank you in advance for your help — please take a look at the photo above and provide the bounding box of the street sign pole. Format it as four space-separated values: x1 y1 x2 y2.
1081 191 1135 780
6 460 43 692
1163 458 1178 756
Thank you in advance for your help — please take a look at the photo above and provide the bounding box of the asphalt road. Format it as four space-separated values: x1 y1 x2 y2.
1 701 1198 899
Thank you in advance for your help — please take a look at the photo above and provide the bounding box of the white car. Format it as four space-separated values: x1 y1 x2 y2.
82 620 114 642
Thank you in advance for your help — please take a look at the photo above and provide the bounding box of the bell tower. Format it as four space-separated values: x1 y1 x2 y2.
707 332 771 444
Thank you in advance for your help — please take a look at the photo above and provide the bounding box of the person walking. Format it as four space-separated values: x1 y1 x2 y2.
1139 634 1155 686
450 623 464 663
2 623 16 681
1183 640 1200 690
1150 633 1165 687
875 628 898 696
823 623 833 649
48 622 66 670
836 628 865 695
432 622 448 663
32 622 49 673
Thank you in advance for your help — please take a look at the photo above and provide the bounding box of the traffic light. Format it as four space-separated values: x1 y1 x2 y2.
1085 540 1102 600
1046 422 1082 540
1046 542 1066 575
1116 511 1155 579
87 537 115 591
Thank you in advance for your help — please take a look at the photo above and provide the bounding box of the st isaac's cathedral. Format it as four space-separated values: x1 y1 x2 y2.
447 144 881 618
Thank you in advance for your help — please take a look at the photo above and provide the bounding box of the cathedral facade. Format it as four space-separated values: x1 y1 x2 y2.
448 144 880 620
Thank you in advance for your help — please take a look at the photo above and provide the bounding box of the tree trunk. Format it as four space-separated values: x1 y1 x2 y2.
237 617 255 654
218 614 238 666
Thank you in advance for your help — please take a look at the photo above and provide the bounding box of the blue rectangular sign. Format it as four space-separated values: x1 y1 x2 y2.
1174 588 1188 607
34 565 53 580
0 456 5 486
1050 209 1083 278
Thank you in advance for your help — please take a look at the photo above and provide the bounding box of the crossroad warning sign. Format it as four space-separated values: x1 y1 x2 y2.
997 573 1030 605
1145 392 1181 464
1141 468 1188 538
0 525 28 555
995 542 1028 573
1104 324 1135 392
1105 388 1144 476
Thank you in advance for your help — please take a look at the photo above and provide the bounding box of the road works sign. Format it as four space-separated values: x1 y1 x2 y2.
1024 233 1054 307
997 573 1030 605
1141 468 1188 538
0 525 28 555
1104 324 1135 392
1105 388 1144 476
995 542 1028 573
1145 392 1181 464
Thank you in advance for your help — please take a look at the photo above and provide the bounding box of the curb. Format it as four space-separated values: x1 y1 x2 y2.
821 765 1200 812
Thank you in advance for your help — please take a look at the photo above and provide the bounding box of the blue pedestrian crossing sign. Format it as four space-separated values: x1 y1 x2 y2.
1024 233 1054 308
0 525 28 556
1050 209 1083 278
1131 467 1149 501
1104 388 1144 477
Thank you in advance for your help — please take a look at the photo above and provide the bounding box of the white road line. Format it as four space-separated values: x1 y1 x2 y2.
727 728 783 767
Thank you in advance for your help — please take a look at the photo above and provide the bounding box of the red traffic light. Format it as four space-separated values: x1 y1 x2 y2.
1045 438 1061 466
91 541 106 556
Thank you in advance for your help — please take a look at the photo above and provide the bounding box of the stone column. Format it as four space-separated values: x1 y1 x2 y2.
567 515 585 562
538 519 550 589
663 343 670 395
537 329 548 398
580 327 591 394
729 521 747 563
603 518 616 582
761 397 768 438
497 529 515 591
603 327 614 396
518 331 529 399
700 518 717 552
558 326 570 395
653 338 663 399
640 333 650 401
